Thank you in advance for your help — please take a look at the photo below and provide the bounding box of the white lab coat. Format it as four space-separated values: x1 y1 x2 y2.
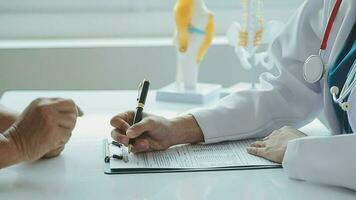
190 0 356 191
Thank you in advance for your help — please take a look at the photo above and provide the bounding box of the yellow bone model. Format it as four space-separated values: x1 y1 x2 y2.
174 0 215 64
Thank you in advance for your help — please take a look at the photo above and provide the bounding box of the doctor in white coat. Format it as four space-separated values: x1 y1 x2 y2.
111 0 356 190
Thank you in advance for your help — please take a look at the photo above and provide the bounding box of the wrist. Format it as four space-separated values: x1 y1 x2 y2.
0 111 19 133
5 126 26 161
0 127 24 168
170 115 204 145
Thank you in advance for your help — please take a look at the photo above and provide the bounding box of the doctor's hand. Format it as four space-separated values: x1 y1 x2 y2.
110 111 204 153
247 126 306 163
6 98 83 162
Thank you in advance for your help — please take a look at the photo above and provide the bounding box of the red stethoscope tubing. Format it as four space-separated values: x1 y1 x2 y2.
303 0 343 84
320 0 342 50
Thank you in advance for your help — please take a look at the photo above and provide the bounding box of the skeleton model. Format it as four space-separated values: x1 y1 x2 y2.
227 0 283 88
174 0 215 90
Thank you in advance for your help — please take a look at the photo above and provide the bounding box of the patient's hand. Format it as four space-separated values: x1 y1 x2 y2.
0 104 19 133
9 98 82 161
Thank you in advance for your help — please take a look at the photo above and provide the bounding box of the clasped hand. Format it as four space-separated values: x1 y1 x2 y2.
7 98 82 162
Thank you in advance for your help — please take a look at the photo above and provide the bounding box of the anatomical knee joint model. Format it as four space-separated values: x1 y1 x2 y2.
174 0 215 90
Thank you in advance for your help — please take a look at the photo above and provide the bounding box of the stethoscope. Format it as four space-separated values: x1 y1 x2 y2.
303 0 355 111
330 62 356 111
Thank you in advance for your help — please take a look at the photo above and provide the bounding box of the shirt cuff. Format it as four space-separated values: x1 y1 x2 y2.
188 107 221 144
282 138 304 180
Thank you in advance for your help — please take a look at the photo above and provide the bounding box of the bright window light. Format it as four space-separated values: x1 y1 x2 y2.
0 0 304 39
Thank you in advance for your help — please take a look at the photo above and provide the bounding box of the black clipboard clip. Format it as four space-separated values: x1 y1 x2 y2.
104 140 129 163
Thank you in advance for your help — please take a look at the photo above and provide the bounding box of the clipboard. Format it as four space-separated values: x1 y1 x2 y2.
103 139 281 174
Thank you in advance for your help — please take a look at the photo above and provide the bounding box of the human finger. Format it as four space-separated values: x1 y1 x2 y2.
56 127 72 146
250 141 266 148
262 135 270 141
110 117 131 133
130 139 150 153
54 99 82 117
246 147 267 157
126 118 156 139
111 129 130 145
76 106 84 117
57 113 77 130
42 146 65 159
48 97 62 102
280 126 294 131
111 111 135 126
54 99 77 114
269 129 281 137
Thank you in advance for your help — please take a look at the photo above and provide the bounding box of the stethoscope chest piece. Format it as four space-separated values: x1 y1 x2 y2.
303 55 324 83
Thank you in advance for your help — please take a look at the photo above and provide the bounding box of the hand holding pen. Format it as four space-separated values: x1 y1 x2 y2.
110 79 204 153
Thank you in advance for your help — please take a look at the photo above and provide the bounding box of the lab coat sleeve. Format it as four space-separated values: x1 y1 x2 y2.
190 0 328 143
283 134 356 190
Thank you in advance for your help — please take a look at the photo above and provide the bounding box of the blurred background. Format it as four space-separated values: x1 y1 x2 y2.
0 0 304 94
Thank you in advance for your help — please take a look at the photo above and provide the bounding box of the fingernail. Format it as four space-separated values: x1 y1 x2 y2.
128 144 133 153
111 130 120 140
126 129 134 138
77 106 84 117
111 129 118 135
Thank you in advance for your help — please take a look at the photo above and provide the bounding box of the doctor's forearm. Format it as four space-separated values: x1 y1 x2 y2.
170 115 205 145
283 135 356 191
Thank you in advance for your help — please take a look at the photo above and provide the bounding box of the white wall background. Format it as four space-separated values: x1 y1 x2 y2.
0 0 304 95
0 40 267 94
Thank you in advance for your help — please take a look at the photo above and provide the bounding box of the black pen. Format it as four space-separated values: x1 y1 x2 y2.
128 79 150 153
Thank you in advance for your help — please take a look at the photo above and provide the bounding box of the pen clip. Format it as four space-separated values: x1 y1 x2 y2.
137 81 143 101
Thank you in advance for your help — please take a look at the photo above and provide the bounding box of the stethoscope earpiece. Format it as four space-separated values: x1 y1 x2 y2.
330 86 339 95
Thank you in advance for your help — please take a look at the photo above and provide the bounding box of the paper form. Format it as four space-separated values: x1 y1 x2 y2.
109 139 279 169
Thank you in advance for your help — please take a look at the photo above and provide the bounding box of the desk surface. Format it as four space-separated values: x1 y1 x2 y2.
1 90 355 200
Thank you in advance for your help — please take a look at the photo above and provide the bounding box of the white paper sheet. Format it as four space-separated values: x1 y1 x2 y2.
109 139 279 169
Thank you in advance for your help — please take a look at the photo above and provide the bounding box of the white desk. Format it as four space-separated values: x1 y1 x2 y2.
1 90 355 200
